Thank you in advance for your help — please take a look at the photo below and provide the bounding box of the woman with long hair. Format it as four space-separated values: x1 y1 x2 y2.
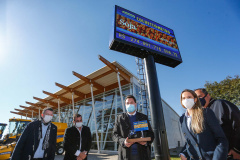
179 89 228 160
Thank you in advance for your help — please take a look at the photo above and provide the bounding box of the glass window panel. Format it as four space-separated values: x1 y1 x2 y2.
104 142 115 150
91 142 98 149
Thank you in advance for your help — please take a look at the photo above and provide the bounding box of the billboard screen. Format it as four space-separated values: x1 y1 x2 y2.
109 6 182 68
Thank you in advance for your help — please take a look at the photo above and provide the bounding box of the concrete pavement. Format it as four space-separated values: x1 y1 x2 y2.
55 153 118 160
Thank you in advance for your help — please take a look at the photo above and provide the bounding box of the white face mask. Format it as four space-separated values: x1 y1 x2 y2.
76 122 83 128
43 115 53 123
182 98 195 109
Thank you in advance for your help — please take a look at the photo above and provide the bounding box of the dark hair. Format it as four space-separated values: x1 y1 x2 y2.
73 114 82 121
125 95 136 103
194 88 208 96
42 107 53 114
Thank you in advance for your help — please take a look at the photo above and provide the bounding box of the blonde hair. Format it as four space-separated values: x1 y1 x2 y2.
180 89 204 134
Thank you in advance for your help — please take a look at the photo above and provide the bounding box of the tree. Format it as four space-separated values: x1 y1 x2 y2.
204 75 240 106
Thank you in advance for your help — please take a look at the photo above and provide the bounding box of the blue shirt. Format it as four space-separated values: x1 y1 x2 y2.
129 113 138 155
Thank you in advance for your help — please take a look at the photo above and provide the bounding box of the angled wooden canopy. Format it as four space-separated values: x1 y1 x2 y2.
10 111 25 116
11 56 135 118
98 55 130 82
33 97 58 108
43 90 72 104
25 101 45 109
19 105 38 113
72 71 105 92
55 82 85 98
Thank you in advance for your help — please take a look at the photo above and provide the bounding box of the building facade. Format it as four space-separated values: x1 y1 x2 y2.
11 59 185 153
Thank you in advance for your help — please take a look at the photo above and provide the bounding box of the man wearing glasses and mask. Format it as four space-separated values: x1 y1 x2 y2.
11 107 57 160
63 114 92 160
195 88 240 160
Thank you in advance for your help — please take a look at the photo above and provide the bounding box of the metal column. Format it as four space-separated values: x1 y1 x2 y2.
39 108 41 119
90 84 100 153
117 71 126 113
32 111 33 119
101 90 105 150
58 99 61 122
144 55 170 160
72 92 75 118
83 100 86 124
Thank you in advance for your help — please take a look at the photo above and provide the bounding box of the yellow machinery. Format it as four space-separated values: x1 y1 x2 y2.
0 118 67 159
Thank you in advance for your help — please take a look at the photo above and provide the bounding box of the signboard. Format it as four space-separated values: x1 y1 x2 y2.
109 5 182 68
133 120 149 132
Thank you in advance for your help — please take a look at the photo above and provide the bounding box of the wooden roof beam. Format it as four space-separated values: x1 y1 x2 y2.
14 109 37 116
72 71 104 92
55 82 85 98
33 97 58 108
42 90 72 104
25 101 45 109
98 55 130 82
14 108 25 113
19 105 38 113
10 111 25 116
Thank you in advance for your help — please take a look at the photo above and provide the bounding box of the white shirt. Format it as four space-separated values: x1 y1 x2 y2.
34 123 49 158
74 127 82 156
185 111 192 131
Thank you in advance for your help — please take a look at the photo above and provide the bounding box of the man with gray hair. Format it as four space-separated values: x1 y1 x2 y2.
11 107 57 160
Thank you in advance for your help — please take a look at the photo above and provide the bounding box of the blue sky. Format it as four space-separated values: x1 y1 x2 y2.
0 0 239 128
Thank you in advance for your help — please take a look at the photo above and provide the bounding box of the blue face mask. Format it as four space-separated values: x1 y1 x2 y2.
126 104 135 113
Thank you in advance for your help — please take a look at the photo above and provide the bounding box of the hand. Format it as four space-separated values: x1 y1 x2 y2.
78 151 87 160
228 149 240 159
77 157 82 160
138 141 147 145
124 137 133 148
180 154 187 160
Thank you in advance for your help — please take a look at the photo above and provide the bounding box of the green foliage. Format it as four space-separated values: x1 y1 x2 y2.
204 75 240 106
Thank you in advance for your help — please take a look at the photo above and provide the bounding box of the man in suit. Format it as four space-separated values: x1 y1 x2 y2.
63 114 92 160
11 107 57 160
112 95 154 160
195 88 240 159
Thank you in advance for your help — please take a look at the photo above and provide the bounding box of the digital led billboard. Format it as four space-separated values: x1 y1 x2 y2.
109 5 182 68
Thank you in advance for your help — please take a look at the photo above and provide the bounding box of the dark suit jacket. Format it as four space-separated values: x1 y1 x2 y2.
112 112 154 160
180 108 228 160
11 120 57 160
208 99 240 153
63 125 92 160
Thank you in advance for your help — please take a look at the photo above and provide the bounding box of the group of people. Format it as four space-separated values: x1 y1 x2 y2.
179 88 240 160
11 108 92 160
11 88 240 160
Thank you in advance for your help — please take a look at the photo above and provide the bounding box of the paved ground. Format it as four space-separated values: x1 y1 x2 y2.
55 153 118 160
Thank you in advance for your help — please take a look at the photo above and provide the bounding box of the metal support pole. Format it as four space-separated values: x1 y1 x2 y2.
114 89 118 150
90 84 100 153
83 100 86 125
39 108 40 119
26 113 27 119
144 55 170 160
103 95 114 150
32 111 33 119
58 99 61 122
72 92 75 119
117 71 126 113
101 89 105 149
